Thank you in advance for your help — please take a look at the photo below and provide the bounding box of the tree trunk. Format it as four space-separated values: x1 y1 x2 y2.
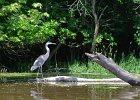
90 0 99 53
85 52 140 86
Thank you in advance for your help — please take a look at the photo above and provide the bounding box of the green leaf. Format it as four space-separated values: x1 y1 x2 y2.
32 3 42 9
10 37 21 42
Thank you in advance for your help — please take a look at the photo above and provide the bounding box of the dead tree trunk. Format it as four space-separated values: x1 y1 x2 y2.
90 0 99 53
90 0 107 53
85 53 140 86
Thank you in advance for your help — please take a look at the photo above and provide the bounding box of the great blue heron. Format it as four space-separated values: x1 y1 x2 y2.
31 41 56 78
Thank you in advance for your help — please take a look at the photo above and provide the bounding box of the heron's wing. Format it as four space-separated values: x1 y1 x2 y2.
33 55 46 66
31 54 49 71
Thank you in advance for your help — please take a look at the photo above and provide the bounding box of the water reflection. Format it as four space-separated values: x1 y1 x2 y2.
30 83 49 100
112 86 140 100
29 83 140 100
0 81 140 100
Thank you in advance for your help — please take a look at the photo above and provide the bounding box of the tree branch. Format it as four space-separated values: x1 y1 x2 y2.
85 52 140 86
98 5 108 21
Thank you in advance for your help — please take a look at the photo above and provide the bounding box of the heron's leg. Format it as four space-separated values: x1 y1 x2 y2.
40 66 43 78
37 67 40 79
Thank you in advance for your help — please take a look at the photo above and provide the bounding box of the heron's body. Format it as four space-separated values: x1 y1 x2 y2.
31 47 50 71
31 41 55 78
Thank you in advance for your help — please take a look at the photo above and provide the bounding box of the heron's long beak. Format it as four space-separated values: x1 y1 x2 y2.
51 43 56 45
52 43 56 44
46 41 56 46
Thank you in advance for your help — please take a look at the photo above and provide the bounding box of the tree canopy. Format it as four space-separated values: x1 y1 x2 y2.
0 0 140 71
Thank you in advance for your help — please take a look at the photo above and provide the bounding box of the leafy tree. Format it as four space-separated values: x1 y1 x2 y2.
0 0 140 71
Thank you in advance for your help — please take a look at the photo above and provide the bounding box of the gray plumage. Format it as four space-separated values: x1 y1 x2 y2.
31 41 56 77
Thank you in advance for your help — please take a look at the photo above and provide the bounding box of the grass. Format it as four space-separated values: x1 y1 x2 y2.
0 73 37 78
68 61 111 75
1 54 140 79
68 54 140 76
119 54 140 74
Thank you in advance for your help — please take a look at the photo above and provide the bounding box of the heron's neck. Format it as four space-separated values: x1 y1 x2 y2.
45 46 50 56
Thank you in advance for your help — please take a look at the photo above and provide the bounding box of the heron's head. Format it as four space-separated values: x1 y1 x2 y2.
45 41 56 47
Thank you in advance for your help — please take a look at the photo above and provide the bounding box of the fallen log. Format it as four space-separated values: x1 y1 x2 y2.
29 76 128 86
85 52 140 86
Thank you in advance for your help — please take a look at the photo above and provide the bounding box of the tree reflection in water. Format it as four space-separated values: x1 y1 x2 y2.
112 86 140 100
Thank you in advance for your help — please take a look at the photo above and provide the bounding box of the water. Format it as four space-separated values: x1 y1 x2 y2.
0 81 140 100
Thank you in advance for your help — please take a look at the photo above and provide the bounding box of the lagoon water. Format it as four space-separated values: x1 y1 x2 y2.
0 80 140 100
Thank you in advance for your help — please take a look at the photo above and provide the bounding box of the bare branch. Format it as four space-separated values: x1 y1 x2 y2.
90 0 99 52
135 5 140 10
69 0 91 16
136 12 140 17
98 5 108 21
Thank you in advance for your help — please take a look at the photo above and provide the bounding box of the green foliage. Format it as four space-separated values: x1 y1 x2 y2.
0 0 119 48
96 32 115 44
32 2 42 9
68 53 140 75
133 0 140 3
0 1 79 47
0 73 37 78
1 2 59 45
119 54 140 74
68 61 111 75
0 0 139 47
0 0 140 73
0 3 22 16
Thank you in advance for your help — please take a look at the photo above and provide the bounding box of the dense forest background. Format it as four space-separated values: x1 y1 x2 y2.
0 0 140 72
